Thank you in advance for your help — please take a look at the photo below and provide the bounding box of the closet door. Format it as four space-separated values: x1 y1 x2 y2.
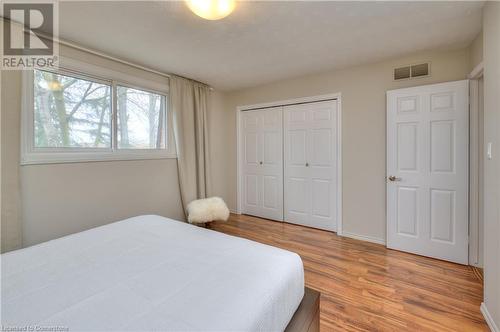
241 107 283 221
284 100 338 231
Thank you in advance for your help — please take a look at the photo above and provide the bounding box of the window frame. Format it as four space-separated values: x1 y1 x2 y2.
115 82 168 151
21 57 175 165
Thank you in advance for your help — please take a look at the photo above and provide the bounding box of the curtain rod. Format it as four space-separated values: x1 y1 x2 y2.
59 36 172 79
58 35 216 91
2 17 215 90
241 98 338 112
56 35 215 91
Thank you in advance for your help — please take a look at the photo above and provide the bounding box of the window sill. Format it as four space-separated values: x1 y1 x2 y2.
20 151 177 165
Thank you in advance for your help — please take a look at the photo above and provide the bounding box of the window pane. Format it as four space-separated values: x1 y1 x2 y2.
34 70 111 148
117 86 166 149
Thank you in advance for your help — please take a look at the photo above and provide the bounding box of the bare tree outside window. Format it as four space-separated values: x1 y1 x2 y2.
34 70 111 148
117 86 166 149
30 69 169 164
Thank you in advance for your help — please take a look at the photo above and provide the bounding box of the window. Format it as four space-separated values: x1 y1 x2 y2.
117 86 166 149
22 59 173 164
34 70 112 148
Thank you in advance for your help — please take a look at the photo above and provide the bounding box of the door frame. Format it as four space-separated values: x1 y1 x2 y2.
469 62 484 267
236 93 343 234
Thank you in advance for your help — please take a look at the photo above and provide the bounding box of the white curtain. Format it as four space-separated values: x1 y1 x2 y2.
170 76 212 218
1 70 23 253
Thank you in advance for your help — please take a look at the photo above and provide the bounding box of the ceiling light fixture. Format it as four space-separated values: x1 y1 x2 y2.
186 0 236 20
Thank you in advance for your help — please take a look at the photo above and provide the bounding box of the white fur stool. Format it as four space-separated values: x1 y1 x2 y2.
187 197 230 227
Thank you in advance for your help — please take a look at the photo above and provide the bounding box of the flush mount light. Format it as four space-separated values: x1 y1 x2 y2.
186 0 236 20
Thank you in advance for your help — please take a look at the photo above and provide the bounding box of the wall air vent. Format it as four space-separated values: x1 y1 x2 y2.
394 66 411 80
411 63 429 77
394 62 430 81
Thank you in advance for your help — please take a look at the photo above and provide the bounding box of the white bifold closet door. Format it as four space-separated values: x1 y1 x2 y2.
284 100 339 231
241 107 284 221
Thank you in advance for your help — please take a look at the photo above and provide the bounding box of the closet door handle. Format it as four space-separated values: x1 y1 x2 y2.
305 162 309 167
259 161 263 165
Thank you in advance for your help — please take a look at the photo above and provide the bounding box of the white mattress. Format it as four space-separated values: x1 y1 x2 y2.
1 215 304 331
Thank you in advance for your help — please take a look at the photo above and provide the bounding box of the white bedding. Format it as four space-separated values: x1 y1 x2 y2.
1 215 304 331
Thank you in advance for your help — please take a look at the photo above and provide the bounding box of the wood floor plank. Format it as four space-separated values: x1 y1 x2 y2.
211 214 488 332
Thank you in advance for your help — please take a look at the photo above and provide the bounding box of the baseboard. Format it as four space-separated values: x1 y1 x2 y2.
481 302 499 332
227 214 385 246
341 231 386 245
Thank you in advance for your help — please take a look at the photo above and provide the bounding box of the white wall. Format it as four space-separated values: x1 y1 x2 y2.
470 30 483 71
21 160 184 246
482 2 500 329
211 47 471 243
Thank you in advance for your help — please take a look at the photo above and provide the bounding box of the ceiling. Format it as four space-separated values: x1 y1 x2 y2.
56 1 483 91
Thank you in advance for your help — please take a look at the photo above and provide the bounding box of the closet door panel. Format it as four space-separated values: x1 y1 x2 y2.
284 100 338 231
263 175 279 208
308 101 338 230
241 107 283 221
241 111 262 217
263 131 281 165
244 174 260 212
284 105 311 225
244 132 259 166
286 176 310 222
311 179 331 217
261 107 283 220
288 130 307 165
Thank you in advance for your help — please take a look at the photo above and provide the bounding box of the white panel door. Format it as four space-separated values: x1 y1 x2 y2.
241 107 283 221
387 80 469 264
284 100 338 231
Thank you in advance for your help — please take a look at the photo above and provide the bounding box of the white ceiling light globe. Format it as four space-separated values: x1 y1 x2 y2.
186 0 236 20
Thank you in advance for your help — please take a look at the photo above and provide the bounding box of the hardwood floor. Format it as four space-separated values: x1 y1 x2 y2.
211 214 488 332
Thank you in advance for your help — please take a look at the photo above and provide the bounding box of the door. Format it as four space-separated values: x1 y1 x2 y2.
387 80 469 264
284 100 338 231
241 107 283 221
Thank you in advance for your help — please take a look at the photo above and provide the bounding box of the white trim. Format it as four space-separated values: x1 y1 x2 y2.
236 92 343 233
469 74 484 267
341 231 386 245
469 62 484 79
336 97 343 236
481 303 499 332
21 151 175 165
21 61 176 165
236 109 242 214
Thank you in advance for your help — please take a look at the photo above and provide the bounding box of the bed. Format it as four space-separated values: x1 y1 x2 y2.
1 215 308 331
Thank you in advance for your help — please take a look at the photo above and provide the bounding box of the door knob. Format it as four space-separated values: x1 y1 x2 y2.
305 162 309 167
388 175 401 182
259 161 263 165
